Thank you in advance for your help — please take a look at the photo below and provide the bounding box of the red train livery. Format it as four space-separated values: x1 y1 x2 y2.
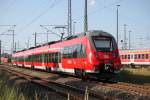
12 30 121 77
119 49 150 67
1 57 8 64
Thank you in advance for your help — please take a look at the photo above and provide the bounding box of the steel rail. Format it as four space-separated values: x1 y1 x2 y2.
0 65 111 100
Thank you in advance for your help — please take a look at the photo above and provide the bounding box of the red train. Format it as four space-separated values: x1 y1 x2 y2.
119 49 150 67
1 57 8 64
12 30 121 78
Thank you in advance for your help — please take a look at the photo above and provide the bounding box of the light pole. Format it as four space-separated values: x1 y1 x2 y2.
116 5 120 46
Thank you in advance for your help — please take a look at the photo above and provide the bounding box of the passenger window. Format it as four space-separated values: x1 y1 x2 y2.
138 54 141 59
124 55 127 59
142 54 144 59
134 54 137 59
146 54 148 59
128 55 130 59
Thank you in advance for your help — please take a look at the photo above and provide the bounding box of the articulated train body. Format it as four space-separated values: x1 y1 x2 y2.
12 30 121 77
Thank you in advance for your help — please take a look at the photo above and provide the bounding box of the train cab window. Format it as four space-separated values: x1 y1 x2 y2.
92 37 112 52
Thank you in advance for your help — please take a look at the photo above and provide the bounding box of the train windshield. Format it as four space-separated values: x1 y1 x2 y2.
93 37 113 52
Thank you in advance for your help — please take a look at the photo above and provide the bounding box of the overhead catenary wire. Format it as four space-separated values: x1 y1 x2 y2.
75 0 125 21
18 0 62 33
15 0 51 26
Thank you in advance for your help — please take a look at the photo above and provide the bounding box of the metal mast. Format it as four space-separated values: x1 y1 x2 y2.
84 0 88 32
116 5 120 46
34 32 37 47
128 30 131 49
68 0 72 36
124 24 127 49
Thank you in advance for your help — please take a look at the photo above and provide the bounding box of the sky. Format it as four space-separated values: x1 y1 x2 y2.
0 0 150 54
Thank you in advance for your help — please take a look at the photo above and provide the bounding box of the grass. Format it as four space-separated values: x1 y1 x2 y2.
0 77 25 100
0 69 68 100
124 68 150 76
117 68 150 85
0 80 26 100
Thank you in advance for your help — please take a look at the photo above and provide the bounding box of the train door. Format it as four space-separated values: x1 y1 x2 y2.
130 54 134 63
76 44 86 70
42 53 45 67
57 52 62 71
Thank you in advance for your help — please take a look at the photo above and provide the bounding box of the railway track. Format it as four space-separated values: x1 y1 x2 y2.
99 82 150 96
0 65 111 100
0 64 150 99
113 82 150 95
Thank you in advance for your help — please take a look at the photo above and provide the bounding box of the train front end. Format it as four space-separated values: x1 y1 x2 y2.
87 31 121 75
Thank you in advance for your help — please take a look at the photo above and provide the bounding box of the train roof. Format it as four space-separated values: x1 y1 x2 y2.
87 30 114 37
14 30 113 54
63 30 114 40
119 49 150 54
